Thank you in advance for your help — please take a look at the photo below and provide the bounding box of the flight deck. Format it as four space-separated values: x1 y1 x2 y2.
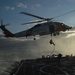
1 54 75 75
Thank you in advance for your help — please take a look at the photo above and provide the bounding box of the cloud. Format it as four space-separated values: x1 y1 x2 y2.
35 4 41 7
62 29 75 38
17 3 27 9
5 6 15 10
57 4 62 7
32 4 41 9
16 3 41 9
66 33 75 38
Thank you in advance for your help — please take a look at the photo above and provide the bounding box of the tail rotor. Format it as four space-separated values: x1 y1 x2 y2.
0 19 10 28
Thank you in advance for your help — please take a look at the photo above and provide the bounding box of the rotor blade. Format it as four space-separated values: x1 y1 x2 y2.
21 9 75 23
20 12 45 19
22 20 46 25
22 22 37 25
51 10 75 19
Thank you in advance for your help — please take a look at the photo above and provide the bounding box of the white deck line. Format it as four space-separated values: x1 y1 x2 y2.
56 66 70 75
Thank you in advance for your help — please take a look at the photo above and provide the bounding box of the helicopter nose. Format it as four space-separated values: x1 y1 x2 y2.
69 26 72 29
66 26 72 30
62 24 72 31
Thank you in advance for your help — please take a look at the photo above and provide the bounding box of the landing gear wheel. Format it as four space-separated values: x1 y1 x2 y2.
53 33 56 36
33 38 36 40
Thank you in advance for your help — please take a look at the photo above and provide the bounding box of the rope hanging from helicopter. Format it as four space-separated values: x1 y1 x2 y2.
50 44 55 55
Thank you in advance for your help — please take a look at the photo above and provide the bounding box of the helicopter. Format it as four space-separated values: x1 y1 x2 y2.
0 19 72 40
19 11 73 39
0 10 73 41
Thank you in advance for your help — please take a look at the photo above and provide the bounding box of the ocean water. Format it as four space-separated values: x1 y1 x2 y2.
0 32 75 74
0 36 53 74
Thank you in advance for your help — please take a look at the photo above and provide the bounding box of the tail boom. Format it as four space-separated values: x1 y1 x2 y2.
0 25 14 37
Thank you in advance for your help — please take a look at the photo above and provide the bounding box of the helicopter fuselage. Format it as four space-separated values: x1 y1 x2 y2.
14 22 72 37
0 22 72 38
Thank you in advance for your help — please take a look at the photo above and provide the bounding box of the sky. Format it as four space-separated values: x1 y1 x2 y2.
1 0 75 74
0 0 75 33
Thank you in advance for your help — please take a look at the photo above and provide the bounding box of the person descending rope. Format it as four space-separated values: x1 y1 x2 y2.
49 39 55 56
49 39 55 46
